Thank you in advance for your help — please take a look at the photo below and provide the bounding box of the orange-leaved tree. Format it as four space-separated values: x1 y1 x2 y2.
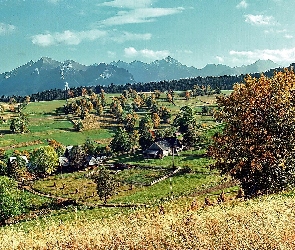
208 69 295 197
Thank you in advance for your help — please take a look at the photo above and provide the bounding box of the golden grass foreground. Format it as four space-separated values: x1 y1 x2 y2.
1 194 295 249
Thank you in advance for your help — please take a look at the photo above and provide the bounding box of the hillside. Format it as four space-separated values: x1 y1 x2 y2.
0 191 294 249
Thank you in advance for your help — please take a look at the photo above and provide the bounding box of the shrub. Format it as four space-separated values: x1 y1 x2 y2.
0 176 24 224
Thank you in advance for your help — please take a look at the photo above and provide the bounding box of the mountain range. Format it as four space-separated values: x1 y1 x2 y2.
111 56 279 82
0 56 279 96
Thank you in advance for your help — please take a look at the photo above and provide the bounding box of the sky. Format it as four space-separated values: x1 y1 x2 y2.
0 0 295 73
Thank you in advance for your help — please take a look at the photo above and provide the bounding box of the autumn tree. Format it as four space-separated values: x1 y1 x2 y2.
208 70 295 197
100 89 107 107
48 139 65 156
151 112 161 128
158 106 172 124
138 115 154 150
123 112 138 132
185 90 191 100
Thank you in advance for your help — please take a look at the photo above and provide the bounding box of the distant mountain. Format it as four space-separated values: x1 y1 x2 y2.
0 56 280 96
111 57 280 83
220 59 280 76
0 57 135 96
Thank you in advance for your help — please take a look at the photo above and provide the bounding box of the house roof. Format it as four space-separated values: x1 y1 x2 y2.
147 140 171 151
143 150 159 155
9 156 29 164
155 141 171 151
59 157 69 167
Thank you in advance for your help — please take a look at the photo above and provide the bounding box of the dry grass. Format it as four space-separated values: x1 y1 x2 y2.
1 193 295 249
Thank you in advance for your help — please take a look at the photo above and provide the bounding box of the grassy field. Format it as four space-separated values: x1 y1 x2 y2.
5 90 286 249
1 89 294 248
1 190 294 249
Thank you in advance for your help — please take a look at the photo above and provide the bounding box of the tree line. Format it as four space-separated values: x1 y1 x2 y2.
0 74 256 103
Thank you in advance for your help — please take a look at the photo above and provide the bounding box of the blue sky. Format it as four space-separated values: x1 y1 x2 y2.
0 0 295 73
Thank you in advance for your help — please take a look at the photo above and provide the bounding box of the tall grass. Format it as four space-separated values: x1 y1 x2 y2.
1 193 295 249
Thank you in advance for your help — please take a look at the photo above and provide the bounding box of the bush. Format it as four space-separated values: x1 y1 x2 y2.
0 176 24 224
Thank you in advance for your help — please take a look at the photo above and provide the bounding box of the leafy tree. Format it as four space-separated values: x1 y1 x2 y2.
158 106 172 124
139 115 153 132
92 167 117 204
68 145 87 171
208 70 295 197
146 95 157 109
123 112 138 132
138 115 154 150
30 146 59 176
0 176 24 224
0 149 8 176
7 155 28 181
139 130 154 151
48 139 65 157
83 138 97 156
173 106 198 133
201 106 209 115
109 127 132 154
10 111 29 133
130 130 140 153
72 119 84 131
182 125 201 149
151 112 161 128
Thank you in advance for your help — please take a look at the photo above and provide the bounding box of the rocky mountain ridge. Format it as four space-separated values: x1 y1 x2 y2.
0 56 279 96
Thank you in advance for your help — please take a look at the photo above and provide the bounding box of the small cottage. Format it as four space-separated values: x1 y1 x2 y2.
143 137 182 159
143 140 172 159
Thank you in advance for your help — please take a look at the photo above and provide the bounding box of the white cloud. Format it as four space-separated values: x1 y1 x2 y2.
100 0 154 9
107 51 116 58
236 0 248 9
229 47 295 65
0 23 16 35
32 29 151 47
110 31 151 43
216 56 225 64
32 29 107 46
124 47 170 60
47 0 60 3
245 14 276 26
176 49 193 54
284 34 293 39
264 28 293 39
98 7 184 26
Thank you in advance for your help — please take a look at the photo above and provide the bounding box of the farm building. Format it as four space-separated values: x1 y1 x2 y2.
143 137 182 159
